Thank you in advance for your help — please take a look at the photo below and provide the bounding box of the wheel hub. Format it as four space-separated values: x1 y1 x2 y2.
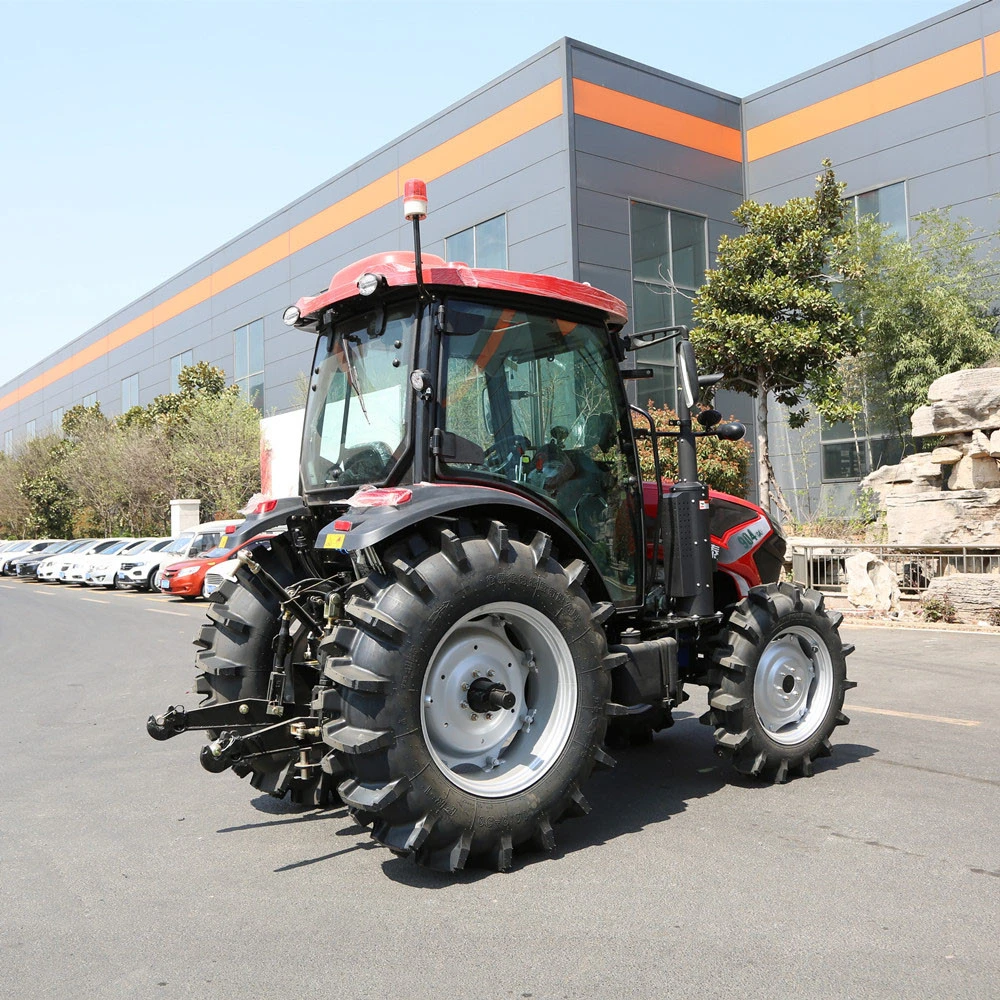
420 601 577 797
753 625 834 745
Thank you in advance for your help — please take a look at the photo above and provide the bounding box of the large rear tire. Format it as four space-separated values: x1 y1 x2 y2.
704 582 855 783
194 544 338 805
324 521 615 871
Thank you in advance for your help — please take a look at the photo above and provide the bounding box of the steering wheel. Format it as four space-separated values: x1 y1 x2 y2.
326 442 393 485
484 435 532 475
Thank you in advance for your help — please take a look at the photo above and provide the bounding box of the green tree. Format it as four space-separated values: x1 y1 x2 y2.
842 209 999 449
171 392 261 519
633 403 751 498
691 160 863 520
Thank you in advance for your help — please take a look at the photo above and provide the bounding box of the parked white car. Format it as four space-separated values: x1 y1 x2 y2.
59 539 128 583
113 537 178 591
85 537 163 587
36 539 94 581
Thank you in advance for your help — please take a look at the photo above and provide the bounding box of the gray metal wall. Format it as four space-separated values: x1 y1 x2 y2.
0 41 573 444
744 0 1000 519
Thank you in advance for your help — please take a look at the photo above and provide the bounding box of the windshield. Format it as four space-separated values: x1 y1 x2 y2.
165 535 193 554
441 299 641 604
149 539 172 552
301 302 416 491
101 540 132 555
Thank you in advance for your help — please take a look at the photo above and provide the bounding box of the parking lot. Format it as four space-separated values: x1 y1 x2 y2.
1 579 997 1000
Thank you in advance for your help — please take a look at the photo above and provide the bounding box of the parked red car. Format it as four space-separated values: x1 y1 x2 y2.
158 533 276 599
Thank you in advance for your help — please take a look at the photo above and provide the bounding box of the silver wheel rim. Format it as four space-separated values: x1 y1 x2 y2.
754 625 834 746
420 601 578 798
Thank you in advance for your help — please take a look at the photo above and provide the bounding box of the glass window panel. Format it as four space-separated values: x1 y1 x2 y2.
630 202 670 284
83 392 97 408
248 374 265 412
632 281 672 334
249 319 265 375
475 215 507 269
672 293 694 331
446 227 474 265
637 363 677 413
855 190 878 220
4 430 12 453
820 415 867 441
51 408 63 431
669 211 706 289
170 354 182 393
877 182 907 240
822 441 867 481
234 325 249 380
25 420 35 439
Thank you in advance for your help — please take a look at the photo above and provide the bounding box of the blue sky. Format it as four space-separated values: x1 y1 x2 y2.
0 0 960 385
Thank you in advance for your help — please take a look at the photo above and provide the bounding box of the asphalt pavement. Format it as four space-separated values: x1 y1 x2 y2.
1 579 997 1000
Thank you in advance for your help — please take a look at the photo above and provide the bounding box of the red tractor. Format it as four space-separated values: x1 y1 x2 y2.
148 180 855 872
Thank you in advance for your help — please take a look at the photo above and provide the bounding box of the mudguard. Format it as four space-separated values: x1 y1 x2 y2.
315 482 613 600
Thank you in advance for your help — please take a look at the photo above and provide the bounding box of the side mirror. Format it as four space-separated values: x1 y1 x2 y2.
697 408 723 428
715 421 746 441
676 340 699 411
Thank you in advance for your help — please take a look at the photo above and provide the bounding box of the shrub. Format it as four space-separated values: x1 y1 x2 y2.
921 593 958 624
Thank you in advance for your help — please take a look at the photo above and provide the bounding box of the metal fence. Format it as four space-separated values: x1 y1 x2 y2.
790 543 1000 595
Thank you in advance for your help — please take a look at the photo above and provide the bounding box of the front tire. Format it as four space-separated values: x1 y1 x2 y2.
705 582 855 783
325 522 615 871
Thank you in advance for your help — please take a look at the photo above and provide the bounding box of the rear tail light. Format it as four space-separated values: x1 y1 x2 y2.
252 499 278 514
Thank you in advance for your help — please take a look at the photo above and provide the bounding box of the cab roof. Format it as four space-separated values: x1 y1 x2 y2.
292 252 629 331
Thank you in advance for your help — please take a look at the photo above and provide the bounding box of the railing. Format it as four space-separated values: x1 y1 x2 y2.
790 543 1000 595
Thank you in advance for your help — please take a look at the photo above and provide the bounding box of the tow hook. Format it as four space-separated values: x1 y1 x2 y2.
200 731 240 773
147 705 187 741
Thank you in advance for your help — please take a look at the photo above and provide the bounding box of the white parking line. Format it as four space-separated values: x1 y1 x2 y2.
146 608 188 617
80 597 109 605
847 704 981 727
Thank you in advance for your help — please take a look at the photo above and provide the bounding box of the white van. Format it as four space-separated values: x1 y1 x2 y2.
153 517 244 585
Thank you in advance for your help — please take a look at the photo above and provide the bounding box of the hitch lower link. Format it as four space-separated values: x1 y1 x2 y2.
146 701 322 775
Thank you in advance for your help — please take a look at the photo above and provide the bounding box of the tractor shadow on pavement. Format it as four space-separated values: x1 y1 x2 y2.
379 715 877 886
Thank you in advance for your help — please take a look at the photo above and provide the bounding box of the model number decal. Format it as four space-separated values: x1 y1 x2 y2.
716 514 771 564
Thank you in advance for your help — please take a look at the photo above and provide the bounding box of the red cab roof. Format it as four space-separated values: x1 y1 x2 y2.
293 252 629 331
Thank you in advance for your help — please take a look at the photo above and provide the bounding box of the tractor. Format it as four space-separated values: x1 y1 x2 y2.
148 180 855 872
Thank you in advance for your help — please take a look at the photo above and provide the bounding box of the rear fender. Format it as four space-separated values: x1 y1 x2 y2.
315 482 610 602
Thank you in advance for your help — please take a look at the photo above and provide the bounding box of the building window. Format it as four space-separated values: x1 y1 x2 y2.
121 373 139 412
3 430 12 453
820 415 907 482
445 215 507 269
170 349 193 393
848 181 907 240
51 407 64 433
25 419 35 440
629 201 707 409
82 392 97 408
234 318 264 410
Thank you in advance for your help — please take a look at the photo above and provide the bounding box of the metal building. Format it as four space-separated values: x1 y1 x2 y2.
2 0 997 518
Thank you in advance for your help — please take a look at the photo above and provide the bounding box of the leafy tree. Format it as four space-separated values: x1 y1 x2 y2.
633 403 751 498
841 210 999 448
691 160 863 520
171 392 261 519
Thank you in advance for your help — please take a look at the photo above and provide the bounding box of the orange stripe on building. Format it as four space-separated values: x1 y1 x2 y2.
0 80 564 416
984 29 1000 76
747 39 984 161
572 79 742 162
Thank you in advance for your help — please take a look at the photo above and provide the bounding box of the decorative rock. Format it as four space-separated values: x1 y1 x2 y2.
910 368 1000 437
990 429 1000 459
884 488 1000 546
970 430 992 458
930 446 964 465
947 454 1000 490
845 551 900 611
924 574 1000 615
